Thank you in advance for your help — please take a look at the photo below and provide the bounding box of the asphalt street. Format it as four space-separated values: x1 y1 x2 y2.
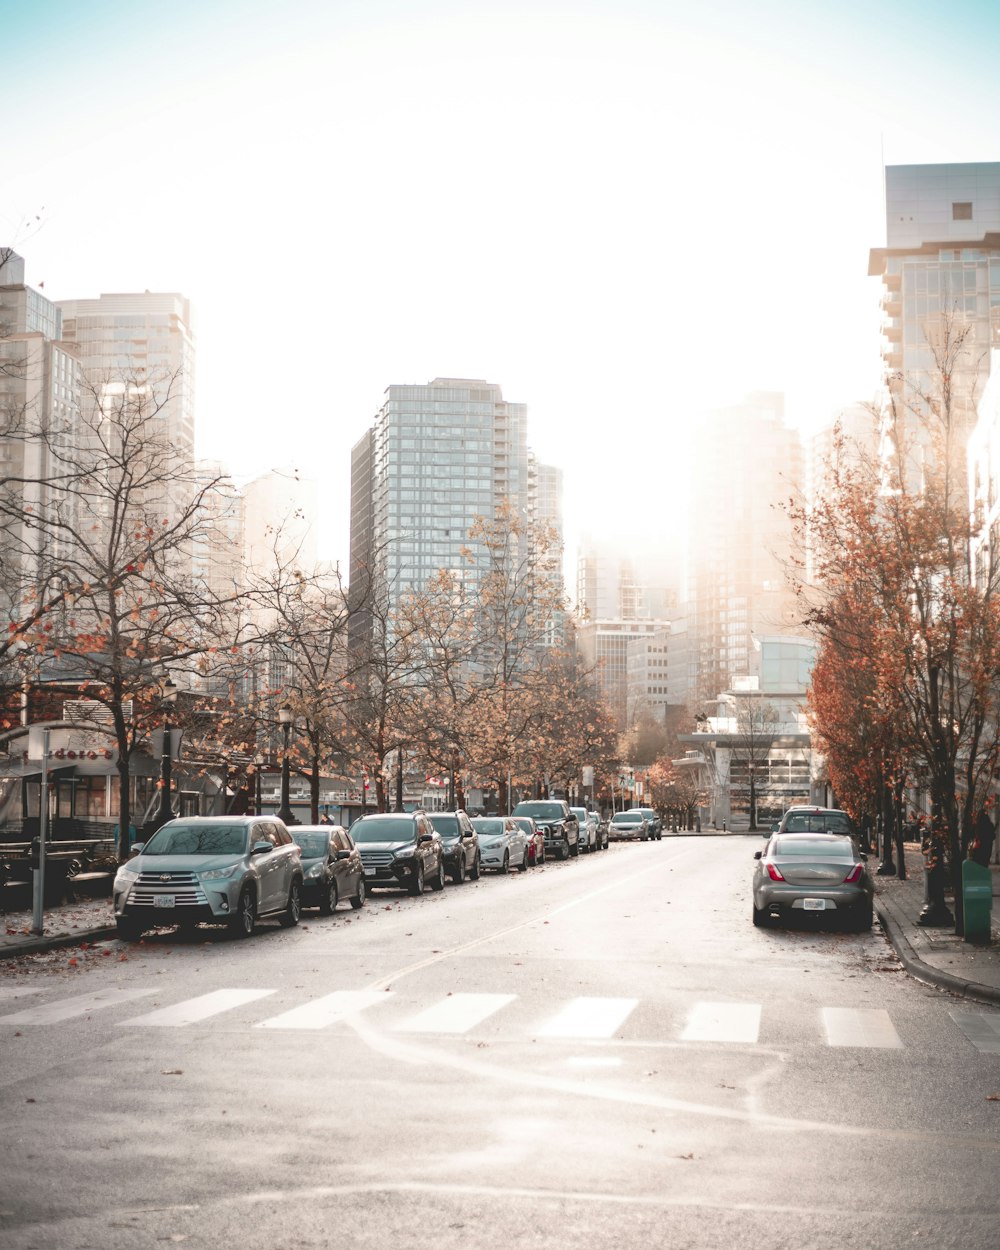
2 837 999 1250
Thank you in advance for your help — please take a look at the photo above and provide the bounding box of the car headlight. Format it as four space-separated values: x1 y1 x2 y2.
198 864 239 881
114 866 140 888
305 862 325 879
393 847 415 859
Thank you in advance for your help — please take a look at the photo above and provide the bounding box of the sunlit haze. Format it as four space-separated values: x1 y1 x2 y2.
3 0 999 570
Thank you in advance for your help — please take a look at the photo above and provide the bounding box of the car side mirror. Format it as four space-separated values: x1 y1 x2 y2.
860 852 868 862
129 843 145 856
418 833 433 844
754 850 763 859
335 849 351 861
252 840 272 855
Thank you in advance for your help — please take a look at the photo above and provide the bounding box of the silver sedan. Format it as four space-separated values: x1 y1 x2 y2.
752 833 874 930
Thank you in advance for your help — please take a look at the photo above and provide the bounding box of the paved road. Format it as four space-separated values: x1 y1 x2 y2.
2 838 999 1249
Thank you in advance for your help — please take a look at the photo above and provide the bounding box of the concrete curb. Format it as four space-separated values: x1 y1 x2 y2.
0 925 119 959
874 899 1000 1007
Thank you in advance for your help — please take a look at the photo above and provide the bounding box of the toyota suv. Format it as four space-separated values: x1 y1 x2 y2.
351 811 446 895
113 815 303 940
511 800 579 860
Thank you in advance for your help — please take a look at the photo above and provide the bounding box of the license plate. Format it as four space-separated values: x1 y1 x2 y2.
363 868 376 878
154 895 176 908
802 897 826 911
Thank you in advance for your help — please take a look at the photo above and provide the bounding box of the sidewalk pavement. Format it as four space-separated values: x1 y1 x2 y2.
4 844 1000 1007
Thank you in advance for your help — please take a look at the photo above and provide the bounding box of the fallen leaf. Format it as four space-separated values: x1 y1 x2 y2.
161 1069 183 1076
987 1094 1000 1102
25 1098 36 1104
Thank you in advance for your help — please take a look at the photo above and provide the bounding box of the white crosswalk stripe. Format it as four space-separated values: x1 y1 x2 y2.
0 987 157 1025
821 1007 902 1049
537 996 639 1039
256 989 391 1030
0 986 45 1002
949 1010 1000 1054
680 1001 761 1044
123 988 277 1028
399 992 516 1034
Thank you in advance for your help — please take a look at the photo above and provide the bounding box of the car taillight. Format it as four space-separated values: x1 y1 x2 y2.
843 864 864 883
766 863 785 882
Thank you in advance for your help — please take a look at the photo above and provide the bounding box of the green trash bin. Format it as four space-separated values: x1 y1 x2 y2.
962 859 993 944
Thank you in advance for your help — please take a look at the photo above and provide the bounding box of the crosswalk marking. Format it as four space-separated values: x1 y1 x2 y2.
949 1010 1000 1054
0 986 44 1002
122 988 277 1028
821 1007 902 1049
256 989 391 1030
537 996 639 1039
680 1002 761 1044
399 993 516 1034
0 987 157 1025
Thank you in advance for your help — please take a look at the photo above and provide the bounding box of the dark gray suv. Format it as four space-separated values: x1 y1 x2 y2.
351 811 446 895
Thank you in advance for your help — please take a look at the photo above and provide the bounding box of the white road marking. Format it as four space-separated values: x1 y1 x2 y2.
256 989 391 1030
680 1001 761 1044
537 996 638 1039
821 1007 902 1048
398 992 516 1034
122 988 277 1027
0 986 44 1002
949 1010 1000 1054
0 987 157 1025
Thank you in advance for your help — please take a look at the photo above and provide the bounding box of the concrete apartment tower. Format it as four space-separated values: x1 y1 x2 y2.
687 392 803 704
869 162 1000 488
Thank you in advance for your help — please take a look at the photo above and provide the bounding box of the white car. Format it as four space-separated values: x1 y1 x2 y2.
608 810 651 841
570 807 600 853
471 816 530 872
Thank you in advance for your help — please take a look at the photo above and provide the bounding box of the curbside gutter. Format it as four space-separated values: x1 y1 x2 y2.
0 925 119 959
874 898 1000 1007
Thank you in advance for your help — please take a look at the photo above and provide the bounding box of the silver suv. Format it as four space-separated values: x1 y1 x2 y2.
113 816 304 940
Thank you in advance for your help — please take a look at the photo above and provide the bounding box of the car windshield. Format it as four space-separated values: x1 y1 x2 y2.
513 802 563 819
429 816 459 836
142 824 249 856
774 836 854 859
783 812 853 834
473 819 505 835
612 812 641 823
292 833 329 857
351 817 416 842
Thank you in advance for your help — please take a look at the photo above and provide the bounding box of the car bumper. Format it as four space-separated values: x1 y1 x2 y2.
360 861 421 888
754 883 872 916
115 881 238 923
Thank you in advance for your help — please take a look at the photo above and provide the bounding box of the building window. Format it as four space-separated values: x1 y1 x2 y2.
953 202 973 221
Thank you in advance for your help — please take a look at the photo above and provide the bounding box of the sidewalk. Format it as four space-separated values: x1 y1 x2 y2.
0 894 117 960
873 844 1000 1005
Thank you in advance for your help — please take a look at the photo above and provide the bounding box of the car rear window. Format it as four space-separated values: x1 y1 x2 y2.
784 812 853 834
774 836 854 858
143 824 249 856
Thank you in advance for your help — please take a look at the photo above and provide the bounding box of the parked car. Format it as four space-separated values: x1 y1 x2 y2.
634 807 663 840
511 800 580 860
608 810 650 841
350 811 446 895
113 815 303 941
752 832 874 930
591 812 610 850
291 825 366 913
770 806 857 838
427 811 482 883
471 816 530 872
510 815 546 865
570 807 600 853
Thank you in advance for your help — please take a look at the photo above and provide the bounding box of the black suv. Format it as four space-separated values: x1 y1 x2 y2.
350 811 446 895
511 800 580 860
427 811 482 883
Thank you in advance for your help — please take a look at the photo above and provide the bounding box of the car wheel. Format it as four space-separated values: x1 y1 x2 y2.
116 917 144 942
470 853 481 881
279 879 302 927
430 858 446 891
230 886 256 938
319 880 338 915
569 840 579 857
501 850 510 873
752 902 770 928
408 863 425 896
517 847 528 872
558 840 568 861
452 855 466 885
350 878 366 909
857 900 874 931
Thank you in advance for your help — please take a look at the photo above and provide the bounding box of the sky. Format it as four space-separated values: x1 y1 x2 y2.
3 0 1000 573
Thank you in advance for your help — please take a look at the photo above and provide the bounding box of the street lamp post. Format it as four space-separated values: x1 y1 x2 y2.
150 677 178 833
254 753 265 816
277 703 295 825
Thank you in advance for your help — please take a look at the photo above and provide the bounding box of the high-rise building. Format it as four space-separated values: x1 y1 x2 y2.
0 250 83 604
350 377 532 615
869 163 1000 486
242 468 318 577
56 289 196 466
687 392 803 702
